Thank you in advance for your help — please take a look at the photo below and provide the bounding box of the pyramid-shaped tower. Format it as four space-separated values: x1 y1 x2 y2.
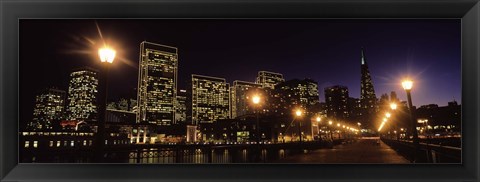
359 47 377 128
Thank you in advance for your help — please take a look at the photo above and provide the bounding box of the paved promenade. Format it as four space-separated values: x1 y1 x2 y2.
274 138 410 163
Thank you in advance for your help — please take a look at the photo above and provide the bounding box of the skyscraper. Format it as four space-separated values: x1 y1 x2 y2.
231 80 263 118
66 67 99 122
256 71 285 90
30 88 66 130
190 74 230 124
137 41 178 126
324 85 349 120
359 47 377 127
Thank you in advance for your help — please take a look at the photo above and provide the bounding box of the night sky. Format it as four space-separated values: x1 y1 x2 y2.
20 19 461 124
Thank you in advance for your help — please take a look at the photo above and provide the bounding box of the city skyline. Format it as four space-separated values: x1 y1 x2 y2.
20 19 461 126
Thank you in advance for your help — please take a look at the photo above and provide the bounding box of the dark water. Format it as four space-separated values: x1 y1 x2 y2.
21 148 300 163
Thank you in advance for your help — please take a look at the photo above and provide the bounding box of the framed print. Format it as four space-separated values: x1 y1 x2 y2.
1 0 479 181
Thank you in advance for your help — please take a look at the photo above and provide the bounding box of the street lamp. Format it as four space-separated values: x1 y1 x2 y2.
98 47 116 63
390 102 399 140
402 79 419 162
96 46 115 162
294 109 303 143
252 95 261 105
315 116 321 140
295 109 302 117
390 103 397 110
328 120 333 140
251 95 262 144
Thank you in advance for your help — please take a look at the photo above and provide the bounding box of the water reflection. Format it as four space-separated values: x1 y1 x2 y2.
22 147 297 163
121 148 291 164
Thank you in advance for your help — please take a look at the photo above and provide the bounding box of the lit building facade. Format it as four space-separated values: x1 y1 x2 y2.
190 74 230 124
256 71 285 90
273 79 320 115
324 85 349 120
347 97 362 121
175 89 187 123
231 80 263 118
186 125 197 143
137 41 178 126
107 98 137 112
66 67 99 122
30 88 67 130
359 47 378 127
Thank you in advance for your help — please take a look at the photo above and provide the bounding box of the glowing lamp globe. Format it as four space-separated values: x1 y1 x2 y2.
99 47 116 63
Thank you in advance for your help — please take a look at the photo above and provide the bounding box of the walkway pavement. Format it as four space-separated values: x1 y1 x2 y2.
274 138 410 163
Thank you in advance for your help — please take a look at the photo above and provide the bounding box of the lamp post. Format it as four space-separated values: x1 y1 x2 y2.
96 46 115 162
295 109 303 143
251 94 262 162
316 116 321 140
385 112 392 139
328 120 333 140
390 103 399 140
402 80 419 163
251 95 261 144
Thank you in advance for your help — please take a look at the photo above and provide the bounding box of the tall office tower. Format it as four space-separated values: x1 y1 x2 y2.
191 74 230 124
175 89 187 123
29 88 66 130
231 80 263 118
324 85 349 120
390 91 399 103
256 71 285 90
378 93 390 109
359 48 377 126
66 67 99 122
137 41 178 126
273 79 320 115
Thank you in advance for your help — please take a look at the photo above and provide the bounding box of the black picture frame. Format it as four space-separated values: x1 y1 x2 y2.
1 0 479 181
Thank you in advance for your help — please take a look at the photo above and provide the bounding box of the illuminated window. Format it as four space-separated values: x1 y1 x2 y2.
33 141 38 148
49 141 54 147
83 140 87 146
24 141 30 148
57 141 61 147
71 141 75 147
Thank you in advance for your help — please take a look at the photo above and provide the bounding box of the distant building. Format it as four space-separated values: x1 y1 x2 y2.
272 79 320 115
256 71 285 90
359 48 378 127
190 74 230 124
106 109 137 124
390 91 399 103
137 41 178 126
107 98 137 112
175 89 187 123
66 67 99 122
324 85 349 120
29 88 67 130
378 93 390 110
186 125 197 143
415 100 461 133
231 80 263 118
347 97 361 120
